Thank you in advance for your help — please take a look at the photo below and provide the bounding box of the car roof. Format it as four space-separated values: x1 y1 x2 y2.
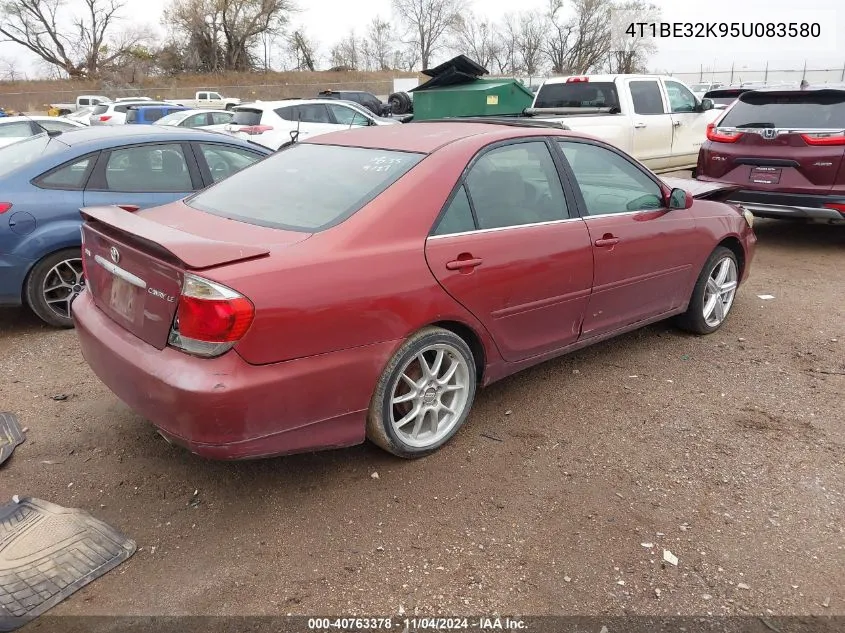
46 125 265 149
307 120 575 154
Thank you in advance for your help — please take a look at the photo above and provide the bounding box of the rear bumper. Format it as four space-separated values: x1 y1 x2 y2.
72 291 399 459
726 190 845 223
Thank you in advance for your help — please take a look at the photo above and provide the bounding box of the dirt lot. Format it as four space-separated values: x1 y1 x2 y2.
1 218 843 619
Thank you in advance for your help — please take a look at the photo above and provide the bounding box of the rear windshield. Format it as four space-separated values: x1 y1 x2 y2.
0 134 64 179
187 144 424 232
92 104 109 115
534 82 620 109
719 91 845 128
231 108 262 126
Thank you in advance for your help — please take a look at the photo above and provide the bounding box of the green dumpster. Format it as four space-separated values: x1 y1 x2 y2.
410 54 535 120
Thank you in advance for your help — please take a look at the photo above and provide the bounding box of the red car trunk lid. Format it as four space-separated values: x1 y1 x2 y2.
80 205 272 349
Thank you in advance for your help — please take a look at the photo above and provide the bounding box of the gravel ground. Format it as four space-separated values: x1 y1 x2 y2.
1 217 843 619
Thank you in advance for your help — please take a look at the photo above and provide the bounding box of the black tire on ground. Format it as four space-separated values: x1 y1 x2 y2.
691 168 698 179
366 326 477 459
387 93 404 115
675 246 739 335
24 248 83 328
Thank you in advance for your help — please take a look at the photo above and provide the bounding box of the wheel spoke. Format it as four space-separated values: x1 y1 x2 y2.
720 280 737 294
706 277 720 295
394 402 422 429
410 409 427 438
399 373 419 391
429 349 445 378
392 390 417 405
436 359 460 386
713 296 726 322
715 259 730 284
417 352 435 380
703 295 718 320
44 282 71 293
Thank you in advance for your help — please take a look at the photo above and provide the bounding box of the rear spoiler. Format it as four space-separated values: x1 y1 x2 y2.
80 205 270 269
661 177 743 201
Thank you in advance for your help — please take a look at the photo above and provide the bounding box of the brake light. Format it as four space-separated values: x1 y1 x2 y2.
99 115 112 121
0 202 11 214
823 203 845 217
800 132 845 146
706 122 743 143
168 274 254 358
238 125 273 135
566 76 589 83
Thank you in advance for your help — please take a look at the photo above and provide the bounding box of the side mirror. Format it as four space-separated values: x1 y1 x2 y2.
699 98 714 111
668 187 693 209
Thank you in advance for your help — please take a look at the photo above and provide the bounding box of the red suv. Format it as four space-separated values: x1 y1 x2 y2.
695 87 845 223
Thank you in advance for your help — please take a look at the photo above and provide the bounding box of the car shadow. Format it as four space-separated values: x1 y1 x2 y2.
752 218 845 251
0 306 50 338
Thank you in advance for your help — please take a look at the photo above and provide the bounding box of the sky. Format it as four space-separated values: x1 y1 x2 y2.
1 0 844 77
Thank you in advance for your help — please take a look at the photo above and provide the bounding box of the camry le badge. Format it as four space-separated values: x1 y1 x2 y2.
110 246 120 264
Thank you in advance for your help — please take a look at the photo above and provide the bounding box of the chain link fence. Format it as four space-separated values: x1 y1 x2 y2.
667 63 845 86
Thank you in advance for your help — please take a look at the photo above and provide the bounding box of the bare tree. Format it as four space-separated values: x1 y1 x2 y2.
515 12 545 76
0 0 137 78
607 0 659 73
450 12 497 70
363 16 393 71
0 56 25 81
543 0 612 74
285 27 317 71
329 30 362 70
392 0 461 70
491 13 520 75
164 0 293 72
392 43 418 72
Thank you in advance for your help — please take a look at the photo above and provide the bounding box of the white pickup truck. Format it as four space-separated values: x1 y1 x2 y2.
49 94 110 115
527 74 722 173
169 91 241 110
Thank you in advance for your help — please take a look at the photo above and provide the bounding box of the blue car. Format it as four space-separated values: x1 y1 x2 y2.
0 125 271 327
125 104 189 124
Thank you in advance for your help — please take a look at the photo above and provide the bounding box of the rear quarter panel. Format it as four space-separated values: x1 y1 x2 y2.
204 138 504 368
690 199 756 283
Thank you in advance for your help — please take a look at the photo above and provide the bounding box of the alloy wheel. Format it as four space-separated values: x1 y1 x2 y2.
702 256 738 327
42 258 85 320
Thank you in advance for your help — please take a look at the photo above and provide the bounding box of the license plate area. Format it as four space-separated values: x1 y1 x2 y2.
109 275 137 321
749 166 782 184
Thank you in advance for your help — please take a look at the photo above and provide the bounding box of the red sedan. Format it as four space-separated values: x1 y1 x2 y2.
72 121 757 459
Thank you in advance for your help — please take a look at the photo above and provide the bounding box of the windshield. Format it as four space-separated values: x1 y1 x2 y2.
187 143 424 232
719 91 845 128
534 82 620 110
155 111 186 125
0 134 65 179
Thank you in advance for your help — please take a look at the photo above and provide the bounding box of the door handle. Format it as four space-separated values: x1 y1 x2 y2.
673 120 682 127
633 122 647 129
446 256 483 271
594 236 620 247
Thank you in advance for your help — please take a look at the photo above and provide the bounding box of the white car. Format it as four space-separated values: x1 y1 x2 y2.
0 115 85 148
88 100 175 126
206 99 400 150
63 106 94 125
154 108 234 128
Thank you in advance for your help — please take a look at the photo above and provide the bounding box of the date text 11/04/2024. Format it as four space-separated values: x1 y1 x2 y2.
623 21 821 38
307 617 527 630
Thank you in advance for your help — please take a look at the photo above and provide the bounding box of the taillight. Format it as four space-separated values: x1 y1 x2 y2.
0 202 11 214
167 274 254 358
80 227 89 280
800 132 845 146
823 203 845 217
566 76 589 83
238 125 273 135
99 115 112 121
706 122 743 143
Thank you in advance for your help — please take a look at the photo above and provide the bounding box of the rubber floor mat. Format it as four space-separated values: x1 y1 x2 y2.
0 497 136 632
0 413 25 468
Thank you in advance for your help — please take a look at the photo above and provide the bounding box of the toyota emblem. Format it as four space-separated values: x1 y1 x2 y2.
110 246 120 264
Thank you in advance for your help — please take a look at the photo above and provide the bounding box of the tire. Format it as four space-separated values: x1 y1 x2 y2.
367 327 477 458
387 93 404 114
225 103 234 111
24 248 85 328
676 246 739 335
690 168 698 179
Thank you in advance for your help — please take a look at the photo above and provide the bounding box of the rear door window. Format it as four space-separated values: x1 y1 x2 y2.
328 104 369 126
0 121 35 137
465 141 569 229
197 143 265 183
210 112 232 125
185 113 209 127
534 82 620 110
38 119 81 133
92 104 109 115
630 80 665 115
719 91 845 128
187 144 423 231
103 144 193 192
